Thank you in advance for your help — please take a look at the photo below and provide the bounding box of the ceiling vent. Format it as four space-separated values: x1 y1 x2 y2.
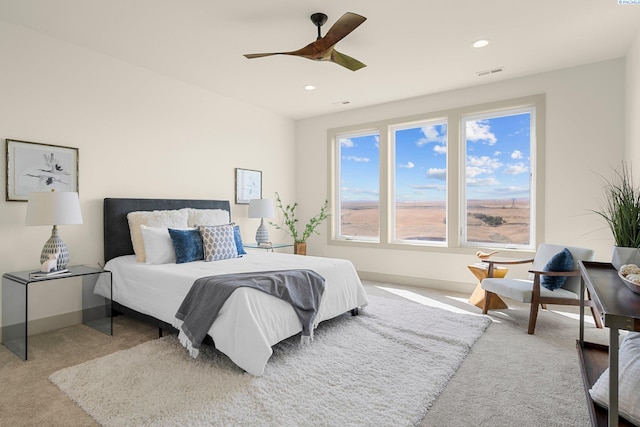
476 67 504 77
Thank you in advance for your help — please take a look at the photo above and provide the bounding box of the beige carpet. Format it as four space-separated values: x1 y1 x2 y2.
48 295 490 426
0 281 610 426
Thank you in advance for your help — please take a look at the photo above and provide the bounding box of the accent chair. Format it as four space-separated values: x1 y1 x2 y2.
480 243 603 334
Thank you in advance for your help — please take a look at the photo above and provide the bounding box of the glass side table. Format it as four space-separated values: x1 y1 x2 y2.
1 265 112 360
244 243 294 252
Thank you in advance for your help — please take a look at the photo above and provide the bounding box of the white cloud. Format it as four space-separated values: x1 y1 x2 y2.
467 177 500 186
416 124 447 147
426 167 446 181
503 162 528 175
342 155 370 163
433 144 447 155
408 184 446 191
511 150 523 159
493 186 529 195
466 120 497 145
466 155 502 181
399 161 415 169
467 155 502 170
339 138 354 148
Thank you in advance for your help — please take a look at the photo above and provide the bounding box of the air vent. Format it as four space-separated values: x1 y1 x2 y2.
476 66 504 77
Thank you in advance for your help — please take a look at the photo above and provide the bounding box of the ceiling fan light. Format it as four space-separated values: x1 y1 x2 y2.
304 85 316 91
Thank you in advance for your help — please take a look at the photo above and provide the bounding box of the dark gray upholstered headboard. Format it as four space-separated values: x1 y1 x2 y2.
103 198 231 263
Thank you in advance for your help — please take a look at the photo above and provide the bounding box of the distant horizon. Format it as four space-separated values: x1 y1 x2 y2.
341 197 530 206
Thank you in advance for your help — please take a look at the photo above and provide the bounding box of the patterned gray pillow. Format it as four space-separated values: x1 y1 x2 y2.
199 224 238 261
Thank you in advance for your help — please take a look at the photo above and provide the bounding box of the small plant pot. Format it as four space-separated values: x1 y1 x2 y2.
294 242 307 255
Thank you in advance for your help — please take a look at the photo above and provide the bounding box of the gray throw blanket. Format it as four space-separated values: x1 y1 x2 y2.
174 269 325 358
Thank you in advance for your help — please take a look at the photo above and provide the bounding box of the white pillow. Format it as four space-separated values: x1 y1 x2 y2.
140 225 176 265
181 208 230 227
589 332 640 425
127 209 189 262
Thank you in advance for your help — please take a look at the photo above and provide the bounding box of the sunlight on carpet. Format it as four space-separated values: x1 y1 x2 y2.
50 295 491 427
374 285 478 315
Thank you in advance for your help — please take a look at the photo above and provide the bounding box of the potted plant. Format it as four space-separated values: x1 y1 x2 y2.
270 192 330 255
593 163 640 269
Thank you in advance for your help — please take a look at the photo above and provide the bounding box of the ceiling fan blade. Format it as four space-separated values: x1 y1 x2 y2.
322 12 366 47
330 49 366 71
244 52 284 59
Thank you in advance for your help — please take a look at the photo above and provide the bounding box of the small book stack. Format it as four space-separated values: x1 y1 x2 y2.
258 242 273 248
29 269 71 280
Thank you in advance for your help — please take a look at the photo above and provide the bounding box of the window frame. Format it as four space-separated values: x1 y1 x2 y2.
331 128 382 242
461 105 537 250
390 118 449 246
328 94 545 253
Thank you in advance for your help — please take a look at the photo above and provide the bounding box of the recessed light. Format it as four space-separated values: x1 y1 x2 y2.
304 85 316 91
472 39 489 48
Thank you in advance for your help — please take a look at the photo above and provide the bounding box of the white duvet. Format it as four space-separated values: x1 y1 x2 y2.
98 252 369 376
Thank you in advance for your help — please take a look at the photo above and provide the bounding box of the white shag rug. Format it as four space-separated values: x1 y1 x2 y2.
50 295 490 427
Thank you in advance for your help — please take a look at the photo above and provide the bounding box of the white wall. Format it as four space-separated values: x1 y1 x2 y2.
627 28 640 163
0 20 295 328
295 59 625 291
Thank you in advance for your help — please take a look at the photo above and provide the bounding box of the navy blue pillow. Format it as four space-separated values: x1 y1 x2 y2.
233 224 247 255
168 228 204 264
541 248 574 291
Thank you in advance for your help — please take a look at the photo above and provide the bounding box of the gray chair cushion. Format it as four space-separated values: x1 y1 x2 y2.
481 278 579 303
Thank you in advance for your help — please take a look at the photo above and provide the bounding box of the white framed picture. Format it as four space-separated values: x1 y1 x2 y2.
6 139 79 202
235 168 262 204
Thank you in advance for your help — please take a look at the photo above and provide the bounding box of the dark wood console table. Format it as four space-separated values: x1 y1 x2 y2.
577 261 640 427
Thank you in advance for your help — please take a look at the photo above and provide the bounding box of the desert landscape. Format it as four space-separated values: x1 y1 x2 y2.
340 199 530 245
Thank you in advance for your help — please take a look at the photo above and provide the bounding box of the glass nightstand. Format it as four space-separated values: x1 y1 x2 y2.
244 243 294 252
1 265 112 360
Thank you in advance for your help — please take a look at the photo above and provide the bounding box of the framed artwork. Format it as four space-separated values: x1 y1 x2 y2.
235 168 262 204
6 139 79 202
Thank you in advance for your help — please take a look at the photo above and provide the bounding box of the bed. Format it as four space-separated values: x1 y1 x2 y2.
97 197 369 376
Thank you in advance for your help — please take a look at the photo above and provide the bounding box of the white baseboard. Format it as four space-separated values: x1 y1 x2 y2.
357 270 474 294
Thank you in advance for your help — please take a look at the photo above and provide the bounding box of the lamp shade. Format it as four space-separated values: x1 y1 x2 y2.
26 191 83 226
248 198 274 219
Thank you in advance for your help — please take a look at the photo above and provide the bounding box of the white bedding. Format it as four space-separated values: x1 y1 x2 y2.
98 252 369 375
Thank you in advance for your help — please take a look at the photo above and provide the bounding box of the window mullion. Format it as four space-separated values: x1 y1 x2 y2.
379 129 390 244
448 114 461 247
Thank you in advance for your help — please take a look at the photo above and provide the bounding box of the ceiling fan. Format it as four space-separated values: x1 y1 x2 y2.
243 12 367 71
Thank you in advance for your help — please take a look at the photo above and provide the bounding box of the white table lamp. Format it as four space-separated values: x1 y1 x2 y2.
26 190 83 270
248 198 274 244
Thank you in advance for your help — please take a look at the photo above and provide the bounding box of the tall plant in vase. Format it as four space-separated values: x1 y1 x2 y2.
592 163 640 269
270 192 330 255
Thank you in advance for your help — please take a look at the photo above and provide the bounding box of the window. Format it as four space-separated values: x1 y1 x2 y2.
330 95 543 251
463 108 534 248
336 131 380 240
391 120 448 243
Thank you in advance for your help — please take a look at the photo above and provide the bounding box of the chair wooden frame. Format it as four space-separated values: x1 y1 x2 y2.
481 258 603 334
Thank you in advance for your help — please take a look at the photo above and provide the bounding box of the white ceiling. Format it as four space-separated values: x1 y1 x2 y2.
1 1 639 120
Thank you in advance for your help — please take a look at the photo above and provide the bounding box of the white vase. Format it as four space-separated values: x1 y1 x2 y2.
611 246 640 270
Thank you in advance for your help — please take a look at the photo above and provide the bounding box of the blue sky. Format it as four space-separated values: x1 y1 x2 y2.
339 112 531 202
